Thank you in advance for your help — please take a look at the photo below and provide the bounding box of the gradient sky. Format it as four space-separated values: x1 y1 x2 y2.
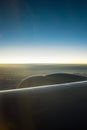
0 0 87 64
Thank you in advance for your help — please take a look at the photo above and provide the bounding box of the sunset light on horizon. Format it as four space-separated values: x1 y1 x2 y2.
0 45 87 64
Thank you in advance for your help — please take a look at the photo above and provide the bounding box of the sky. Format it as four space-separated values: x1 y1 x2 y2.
0 0 87 64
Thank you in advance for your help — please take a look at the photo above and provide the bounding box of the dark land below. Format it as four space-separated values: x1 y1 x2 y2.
0 64 87 90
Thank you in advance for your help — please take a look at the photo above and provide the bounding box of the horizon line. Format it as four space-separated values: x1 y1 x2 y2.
0 63 87 65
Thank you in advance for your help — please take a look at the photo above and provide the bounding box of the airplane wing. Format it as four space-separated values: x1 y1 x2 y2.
0 80 87 129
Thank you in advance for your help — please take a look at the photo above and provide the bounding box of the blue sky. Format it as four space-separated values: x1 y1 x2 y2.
0 0 87 63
